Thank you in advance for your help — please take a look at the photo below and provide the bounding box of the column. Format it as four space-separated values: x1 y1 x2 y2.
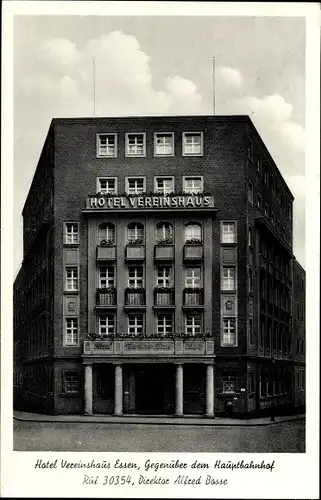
114 364 123 416
205 364 214 417
84 364 93 415
175 364 183 416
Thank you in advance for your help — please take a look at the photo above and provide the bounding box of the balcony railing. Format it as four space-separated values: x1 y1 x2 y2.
154 244 174 261
97 245 116 261
125 288 146 306
126 244 145 261
154 288 175 306
183 243 203 261
96 288 117 307
183 288 204 306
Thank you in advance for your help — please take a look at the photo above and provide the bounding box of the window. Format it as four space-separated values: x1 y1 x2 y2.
222 318 236 345
248 268 253 293
271 211 275 225
65 223 79 244
157 266 172 287
128 314 144 335
256 154 261 172
185 267 201 288
248 182 253 204
98 223 115 244
156 222 173 243
221 222 236 244
127 223 144 243
222 267 236 291
248 226 253 247
97 177 117 194
99 315 115 335
183 176 204 193
248 318 253 345
126 177 146 195
99 266 115 288
157 314 173 335
154 133 174 156
65 267 78 291
222 376 237 393
63 372 80 393
185 314 202 335
97 133 117 157
264 202 269 218
154 176 174 195
182 132 203 156
128 266 144 288
185 223 202 242
65 318 79 346
257 193 262 209
126 133 146 157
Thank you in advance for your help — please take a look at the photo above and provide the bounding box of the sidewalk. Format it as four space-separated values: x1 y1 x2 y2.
14 411 305 426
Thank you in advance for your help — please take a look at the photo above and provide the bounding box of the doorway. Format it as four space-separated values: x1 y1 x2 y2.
133 364 175 415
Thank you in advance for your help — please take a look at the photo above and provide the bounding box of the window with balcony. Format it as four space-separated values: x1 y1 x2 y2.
65 267 78 292
128 314 144 335
222 267 236 291
98 223 116 245
98 266 115 288
97 133 117 157
185 314 202 335
248 182 253 204
65 318 79 346
128 266 144 288
157 314 173 335
154 176 174 195
185 223 202 243
154 133 174 156
63 371 80 393
157 266 172 287
222 318 236 346
64 222 79 245
126 177 146 195
185 267 201 288
183 176 204 193
156 222 173 244
127 223 144 244
99 314 115 336
222 375 237 393
125 133 146 157
97 177 117 194
182 132 203 156
221 222 236 244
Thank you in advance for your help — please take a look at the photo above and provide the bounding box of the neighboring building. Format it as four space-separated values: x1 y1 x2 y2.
292 259 306 411
13 115 305 417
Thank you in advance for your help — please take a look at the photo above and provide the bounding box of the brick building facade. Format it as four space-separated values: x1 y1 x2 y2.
13 115 305 417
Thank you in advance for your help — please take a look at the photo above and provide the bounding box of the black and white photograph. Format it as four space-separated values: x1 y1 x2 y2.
1 1 319 498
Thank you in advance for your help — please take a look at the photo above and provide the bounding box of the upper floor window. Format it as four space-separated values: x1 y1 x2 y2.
256 154 261 172
183 176 204 194
248 268 253 293
157 266 172 287
271 211 275 225
248 182 253 204
182 132 203 156
185 267 201 288
97 133 117 158
125 133 146 157
156 222 173 243
222 319 237 346
127 222 144 243
98 223 115 245
126 177 146 195
185 314 202 335
99 266 115 288
264 202 269 218
154 133 174 156
157 314 173 335
65 267 78 291
247 138 253 162
154 176 174 195
221 222 236 244
257 193 262 209
128 266 144 288
99 314 115 335
185 223 202 243
248 226 253 247
97 177 117 195
65 223 79 245
128 314 144 335
65 318 79 346
222 267 236 291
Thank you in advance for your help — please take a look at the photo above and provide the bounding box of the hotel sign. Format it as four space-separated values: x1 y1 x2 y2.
85 194 215 211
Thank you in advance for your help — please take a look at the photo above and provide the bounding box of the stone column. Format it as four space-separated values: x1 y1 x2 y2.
84 364 93 415
114 364 123 416
205 364 214 417
175 364 183 416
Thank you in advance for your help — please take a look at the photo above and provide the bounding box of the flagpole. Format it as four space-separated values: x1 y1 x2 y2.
93 57 96 117
213 57 216 115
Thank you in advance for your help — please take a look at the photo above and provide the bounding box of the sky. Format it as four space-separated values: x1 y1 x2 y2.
14 15 306 274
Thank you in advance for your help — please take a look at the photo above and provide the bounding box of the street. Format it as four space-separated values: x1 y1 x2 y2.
14 419 305 453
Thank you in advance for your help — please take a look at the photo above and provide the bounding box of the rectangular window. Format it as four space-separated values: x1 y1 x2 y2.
257 193 262 209
99 315 115 335
63 371 80 393
128 266 144 288
256 154 261 172
183 176 204 194
154 133 174 156
126 177 146 195
248 182 253 204
97 177 117 194
264 202 269 218
222 318 237 346
248 138 253 161
248 226 253 247
65 223 79 244
126 133 146 157
248 372 255 393
185 314 202 335
65 318 79 346
154 176 174 195
128 314 144 335
248 268 253 293
222 376 237 394
221 222 236 244
99 266 115 288
222 267 236 291
157 266 172 287
157 314 173 335
97 133 117 157
65 267 78 291
182 132 203 156
185 267 201 288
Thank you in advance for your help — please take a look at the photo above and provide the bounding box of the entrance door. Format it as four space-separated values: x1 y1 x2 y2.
135 365 174 415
